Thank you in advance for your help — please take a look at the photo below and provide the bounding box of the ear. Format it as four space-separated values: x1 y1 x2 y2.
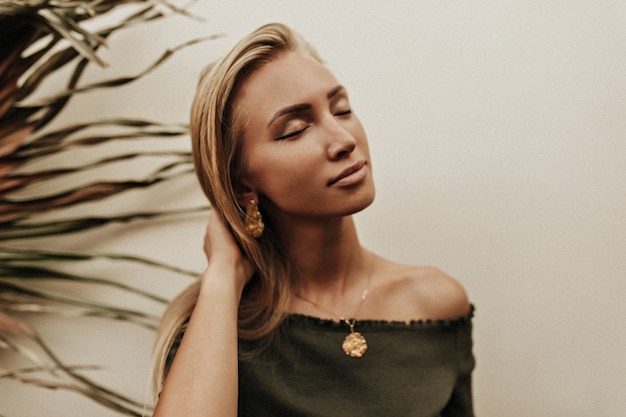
234 181 258 207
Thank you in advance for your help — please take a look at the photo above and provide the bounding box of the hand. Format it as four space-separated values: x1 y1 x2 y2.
203 211 254 288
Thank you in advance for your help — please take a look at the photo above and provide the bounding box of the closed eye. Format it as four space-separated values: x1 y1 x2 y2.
275 126 309 141
334 109 352 117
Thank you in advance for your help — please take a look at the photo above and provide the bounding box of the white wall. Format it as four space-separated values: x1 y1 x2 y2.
2 1 624 416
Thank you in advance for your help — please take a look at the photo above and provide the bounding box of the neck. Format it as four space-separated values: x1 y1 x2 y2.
271 214 371 304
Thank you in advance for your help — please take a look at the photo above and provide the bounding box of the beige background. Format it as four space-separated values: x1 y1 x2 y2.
2 1 625 416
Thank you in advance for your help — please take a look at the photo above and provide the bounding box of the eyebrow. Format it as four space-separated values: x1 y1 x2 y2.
267 85 346 127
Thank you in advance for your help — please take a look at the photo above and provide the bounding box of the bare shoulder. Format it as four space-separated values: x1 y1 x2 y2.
371 258 471 322
409 265 471 319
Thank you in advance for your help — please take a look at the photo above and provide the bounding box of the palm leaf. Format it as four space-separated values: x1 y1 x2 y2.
1 281 159 328
0 266 168 303
1 150 190 195
0 246 199 277
0 1 214 414
20 34 221 108
1 312 150 415
25 118 188 148
36 8 107 66
0 206 207 240
14 40 84 103
17 122 188 158
0 164 195 223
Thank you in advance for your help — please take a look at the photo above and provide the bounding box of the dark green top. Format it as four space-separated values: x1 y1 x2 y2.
237 307 475 417
166 307 475 417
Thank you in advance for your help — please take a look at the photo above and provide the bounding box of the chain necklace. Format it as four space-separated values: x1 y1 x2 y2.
294 272 372 358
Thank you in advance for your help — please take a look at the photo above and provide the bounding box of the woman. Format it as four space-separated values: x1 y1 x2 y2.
152 23 474 417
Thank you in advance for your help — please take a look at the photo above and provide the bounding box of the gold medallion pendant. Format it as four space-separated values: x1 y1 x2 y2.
342 323 368 358
294 273 373 359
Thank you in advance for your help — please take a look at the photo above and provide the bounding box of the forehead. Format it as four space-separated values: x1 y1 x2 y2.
235 52 340 122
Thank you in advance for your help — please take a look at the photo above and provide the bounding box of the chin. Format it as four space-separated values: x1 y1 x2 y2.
344 188 376 216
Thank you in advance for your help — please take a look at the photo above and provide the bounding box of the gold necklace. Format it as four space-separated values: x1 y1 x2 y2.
294 276 371 358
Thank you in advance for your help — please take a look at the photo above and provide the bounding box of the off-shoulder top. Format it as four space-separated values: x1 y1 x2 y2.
166 306 475 417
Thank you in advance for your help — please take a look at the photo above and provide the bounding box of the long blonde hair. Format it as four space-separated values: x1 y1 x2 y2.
151 23 323 398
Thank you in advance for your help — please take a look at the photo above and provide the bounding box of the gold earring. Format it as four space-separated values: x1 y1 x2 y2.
245 200 264 238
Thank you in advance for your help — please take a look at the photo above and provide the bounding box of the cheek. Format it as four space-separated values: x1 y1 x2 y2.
247 145 322 198
257 168 322 214
349 116 369 146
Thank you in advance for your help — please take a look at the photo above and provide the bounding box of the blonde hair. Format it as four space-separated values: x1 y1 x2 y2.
151 23 323 398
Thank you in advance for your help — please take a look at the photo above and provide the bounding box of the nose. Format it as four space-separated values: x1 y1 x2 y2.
325 118 357 160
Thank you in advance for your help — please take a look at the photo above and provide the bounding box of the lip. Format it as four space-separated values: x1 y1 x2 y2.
328 161 367 187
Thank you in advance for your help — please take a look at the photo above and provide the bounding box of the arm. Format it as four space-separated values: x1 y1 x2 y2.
441 308 475 417
153 212 252 417
441 367 474 417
